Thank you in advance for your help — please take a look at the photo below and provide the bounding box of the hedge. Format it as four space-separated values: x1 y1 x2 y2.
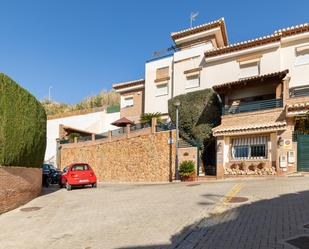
0 73 46 167
168 88 221 148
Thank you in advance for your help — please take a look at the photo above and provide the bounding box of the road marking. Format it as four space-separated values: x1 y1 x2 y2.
212 182 245 215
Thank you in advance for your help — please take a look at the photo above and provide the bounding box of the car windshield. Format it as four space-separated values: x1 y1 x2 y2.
71 164 90 171
43 164 50 170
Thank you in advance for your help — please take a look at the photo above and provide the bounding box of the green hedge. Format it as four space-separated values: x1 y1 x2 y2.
0 73 46 167
168 88 221 148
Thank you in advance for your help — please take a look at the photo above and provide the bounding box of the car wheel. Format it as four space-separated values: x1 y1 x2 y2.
66 182 72 191
92 183 97 188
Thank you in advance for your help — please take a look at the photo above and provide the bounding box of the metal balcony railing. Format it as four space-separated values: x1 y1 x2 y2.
290 86 309 98
222 98 283 115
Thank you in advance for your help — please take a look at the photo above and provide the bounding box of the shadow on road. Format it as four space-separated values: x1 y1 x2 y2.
40 184 60 196
118 190 309 249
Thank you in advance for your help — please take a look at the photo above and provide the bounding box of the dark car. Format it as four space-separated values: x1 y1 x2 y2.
42 164 62 187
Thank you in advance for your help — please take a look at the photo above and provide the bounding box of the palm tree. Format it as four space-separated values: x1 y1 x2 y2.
140 112 162 124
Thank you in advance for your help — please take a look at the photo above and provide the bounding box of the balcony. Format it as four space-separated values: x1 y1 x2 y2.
222 98 283 115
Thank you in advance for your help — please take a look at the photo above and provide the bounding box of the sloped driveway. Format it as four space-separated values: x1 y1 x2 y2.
0 181 234 249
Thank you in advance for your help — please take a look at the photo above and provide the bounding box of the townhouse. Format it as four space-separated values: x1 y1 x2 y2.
113 18 309 176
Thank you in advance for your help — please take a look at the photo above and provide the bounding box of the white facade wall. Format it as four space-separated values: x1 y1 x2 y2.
144 33 309 114
202 47 281 88
280 37 309 88
144 56 173 114
45 111 120 166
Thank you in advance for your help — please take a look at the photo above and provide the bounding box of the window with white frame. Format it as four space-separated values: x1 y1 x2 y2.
185 75 200 89
231 136 268 160
239 61 260 79
295 45 309 66
156 83 168 96
121 96 134 108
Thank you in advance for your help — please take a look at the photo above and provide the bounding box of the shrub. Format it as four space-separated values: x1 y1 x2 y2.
179 160 196 177
140 112 162 124
0 73 46 167
168 88 221 166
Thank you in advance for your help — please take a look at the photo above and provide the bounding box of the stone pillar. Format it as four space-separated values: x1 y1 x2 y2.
74 137 78 143
216 136 225 179
108 130 112 141
91 134 95 141
276 83 283 99
151 117 157 134
282 76 291 105
126 124 131 138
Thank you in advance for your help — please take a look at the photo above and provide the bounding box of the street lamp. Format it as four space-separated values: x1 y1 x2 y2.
48 86 53 102
174 99 181 181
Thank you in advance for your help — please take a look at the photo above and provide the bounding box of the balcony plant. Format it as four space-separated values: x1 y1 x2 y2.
179 160 196 181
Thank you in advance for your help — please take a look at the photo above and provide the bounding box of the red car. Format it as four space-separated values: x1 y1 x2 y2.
60 163 97 191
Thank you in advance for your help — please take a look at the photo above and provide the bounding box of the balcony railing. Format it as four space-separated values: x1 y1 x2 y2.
290 86 309 98
222 98 283 115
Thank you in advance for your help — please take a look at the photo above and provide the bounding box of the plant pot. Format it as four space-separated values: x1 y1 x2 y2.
180 174 196 182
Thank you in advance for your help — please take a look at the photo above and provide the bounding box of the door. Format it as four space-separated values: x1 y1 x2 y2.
297 134 309 171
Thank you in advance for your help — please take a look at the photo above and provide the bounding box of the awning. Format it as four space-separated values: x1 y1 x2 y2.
212 70 289 93
213 122 287 136
111 117 134 127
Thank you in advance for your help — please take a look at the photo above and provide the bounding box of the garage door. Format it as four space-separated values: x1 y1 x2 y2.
297 134 309 171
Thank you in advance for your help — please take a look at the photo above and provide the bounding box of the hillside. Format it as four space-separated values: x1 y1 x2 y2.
42 90 120 116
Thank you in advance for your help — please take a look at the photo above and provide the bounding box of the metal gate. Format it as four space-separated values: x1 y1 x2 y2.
297 134 309 171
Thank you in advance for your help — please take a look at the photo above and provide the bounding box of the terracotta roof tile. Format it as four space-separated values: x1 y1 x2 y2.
213 70 289 91
205 22 309 58
112 79 144 90
213 121 286 136
171 17 228 46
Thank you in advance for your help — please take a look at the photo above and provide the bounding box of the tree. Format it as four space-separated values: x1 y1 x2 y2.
140 112 162 124
168 88 221 165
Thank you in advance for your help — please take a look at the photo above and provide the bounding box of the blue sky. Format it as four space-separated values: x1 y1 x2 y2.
0 0 308 104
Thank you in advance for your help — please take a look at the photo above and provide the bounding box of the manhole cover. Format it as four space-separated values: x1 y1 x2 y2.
186 183 201 187
228 197 249 203
20 207 42 212
286 236 309 249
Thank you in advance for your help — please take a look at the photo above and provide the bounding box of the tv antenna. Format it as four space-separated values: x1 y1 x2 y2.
190 12 199 27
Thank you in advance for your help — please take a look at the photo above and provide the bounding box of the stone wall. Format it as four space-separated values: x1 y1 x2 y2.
0 166 42 214
60 130 176 182
179 147 198 171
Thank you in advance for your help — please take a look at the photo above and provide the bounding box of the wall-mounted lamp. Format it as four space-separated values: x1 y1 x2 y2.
278 137 284 147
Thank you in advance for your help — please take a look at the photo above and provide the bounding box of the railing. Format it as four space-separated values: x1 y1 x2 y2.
155 123 176 132
59 119 176 145
290 86 309 98
222 98 283 115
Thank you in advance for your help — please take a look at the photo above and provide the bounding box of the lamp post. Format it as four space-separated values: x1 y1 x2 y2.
48 86 53 102
174 99 181 181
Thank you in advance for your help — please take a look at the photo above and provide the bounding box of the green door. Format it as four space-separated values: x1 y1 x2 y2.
297 134 309 171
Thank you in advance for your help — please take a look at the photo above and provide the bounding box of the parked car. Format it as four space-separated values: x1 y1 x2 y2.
42 164 62 187
59 163 97 191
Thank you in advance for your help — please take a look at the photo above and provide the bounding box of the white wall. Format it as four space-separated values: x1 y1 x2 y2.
202 47 281 88
144 56 173 114
280 37 309 88
45 111 120 166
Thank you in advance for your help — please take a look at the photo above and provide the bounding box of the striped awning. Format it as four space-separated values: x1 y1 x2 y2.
232 136 268 146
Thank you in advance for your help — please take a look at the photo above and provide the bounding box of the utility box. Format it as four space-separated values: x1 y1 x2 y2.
288 150 295 164
280 155 287 168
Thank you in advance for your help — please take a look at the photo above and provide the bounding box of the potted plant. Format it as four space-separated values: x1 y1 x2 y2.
179 160 196 181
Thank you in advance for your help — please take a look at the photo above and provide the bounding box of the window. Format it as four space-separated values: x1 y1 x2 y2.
232 136 268 159
295 46 309 66
185 75 200 89
71 164 89 171
156 83 168 96
239 62 259 78
121 96 134 108
156 66 169 80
